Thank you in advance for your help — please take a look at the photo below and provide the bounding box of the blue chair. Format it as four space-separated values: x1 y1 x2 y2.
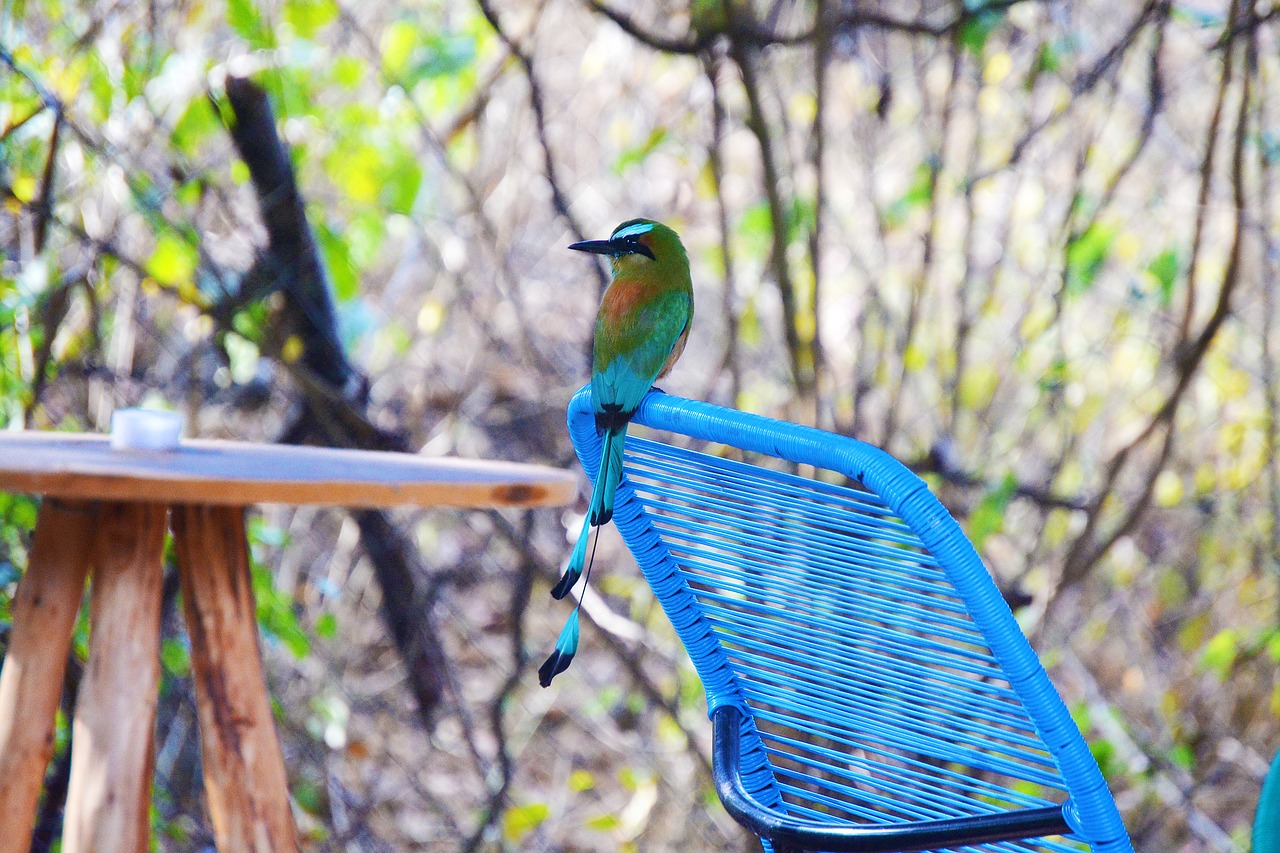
567 388 1133 853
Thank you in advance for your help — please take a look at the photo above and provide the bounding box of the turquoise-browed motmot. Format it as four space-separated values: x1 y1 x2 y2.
539 219 694 687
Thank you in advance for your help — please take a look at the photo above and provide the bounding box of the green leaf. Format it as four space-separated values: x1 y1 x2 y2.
958 3 1007 57
332 55 365 89
84 51 116 122
737 202 773 260
346 211 387 268
1037 357 1069 396
73 604 91 662
1171 6 1224 27
255 579 311 659
227 0 275 49
292 778 325 814
270 66 313 120
614 127 668 174
325 140 382 204
690 0 728 35
381 19 419 78
314 612 338 639
739 296 761 345
904 161 936 207
788 196 816 243
502 803 550 843
1090 737 1122 780
382 149 422 215
1145 248 1180 305
172 96 220 157
883 161 936 228
1064 221 1116 296
969 473 1017 550
160 638 191 676
406 33 477 83
0 493 39 533
223 332 260 384
1200 628 1239 680
122 58 149 101
175 178 204 207
245 522 310 659
315 222 359 301
1169 742 1195 770
283 0 338 39
1034 40 1064 76
146 233 198 285
585 813 621 831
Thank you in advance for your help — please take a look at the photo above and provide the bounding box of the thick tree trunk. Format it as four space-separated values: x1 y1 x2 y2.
223 75 447 720
224 76 352 394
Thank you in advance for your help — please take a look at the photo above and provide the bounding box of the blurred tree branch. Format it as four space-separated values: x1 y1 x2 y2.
808 0 834 427
475 0 606 303
460 512 535 853
700 55 742 406
334 7 562 378
1060 1 1254 590
220 76 355 397
970 0 1167 184
726 31 812 397
220 75 455 726
914 443 1088 513
1257 28 1280 611
1058 645 1238 850
487 512 717 785
581 0 1031 53
884 33 962 449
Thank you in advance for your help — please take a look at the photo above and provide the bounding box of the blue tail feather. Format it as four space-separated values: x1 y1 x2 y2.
538 609 581 687
550 426 625 599
542 424 627 683
551 515 591 600
593 427 626 525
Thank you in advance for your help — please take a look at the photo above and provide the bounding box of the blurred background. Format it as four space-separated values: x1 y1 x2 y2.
2 0 1277 849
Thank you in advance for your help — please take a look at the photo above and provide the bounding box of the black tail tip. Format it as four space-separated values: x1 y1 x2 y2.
538 648 575 687
590 507 613 525
550 571 578 600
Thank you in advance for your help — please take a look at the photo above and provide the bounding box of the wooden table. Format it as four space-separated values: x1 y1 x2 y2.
0 433 576 853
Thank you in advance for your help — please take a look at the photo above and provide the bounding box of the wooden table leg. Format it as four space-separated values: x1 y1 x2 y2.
0 499 96 853
171 504 299 853
63 501 168 853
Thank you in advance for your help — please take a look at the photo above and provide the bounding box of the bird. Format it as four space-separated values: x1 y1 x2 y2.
539 219 694 688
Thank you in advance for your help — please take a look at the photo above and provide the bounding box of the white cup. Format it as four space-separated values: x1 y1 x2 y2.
109 408 185 451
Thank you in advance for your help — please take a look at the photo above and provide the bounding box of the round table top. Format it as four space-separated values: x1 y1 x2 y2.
0 432 577 509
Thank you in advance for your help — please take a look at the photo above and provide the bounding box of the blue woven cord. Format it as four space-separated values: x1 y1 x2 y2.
566 388 1133 852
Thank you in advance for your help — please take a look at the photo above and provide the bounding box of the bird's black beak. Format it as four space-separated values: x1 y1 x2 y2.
568 237 656 260
568 239 616 255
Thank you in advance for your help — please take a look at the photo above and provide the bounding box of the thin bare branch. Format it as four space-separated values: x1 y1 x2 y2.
580 0 1032 54
727 31 812 396
1061 3 1253 588
474 0 605 297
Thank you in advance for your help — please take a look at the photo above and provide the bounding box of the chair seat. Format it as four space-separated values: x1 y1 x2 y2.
567 388 1133 853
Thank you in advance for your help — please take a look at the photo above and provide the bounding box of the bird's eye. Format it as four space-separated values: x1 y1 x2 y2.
628 239 656 261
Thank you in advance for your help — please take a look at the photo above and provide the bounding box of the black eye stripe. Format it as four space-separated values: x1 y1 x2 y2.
617 237 655 260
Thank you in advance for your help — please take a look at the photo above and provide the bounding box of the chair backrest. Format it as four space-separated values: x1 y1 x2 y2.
567 389 1132 853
